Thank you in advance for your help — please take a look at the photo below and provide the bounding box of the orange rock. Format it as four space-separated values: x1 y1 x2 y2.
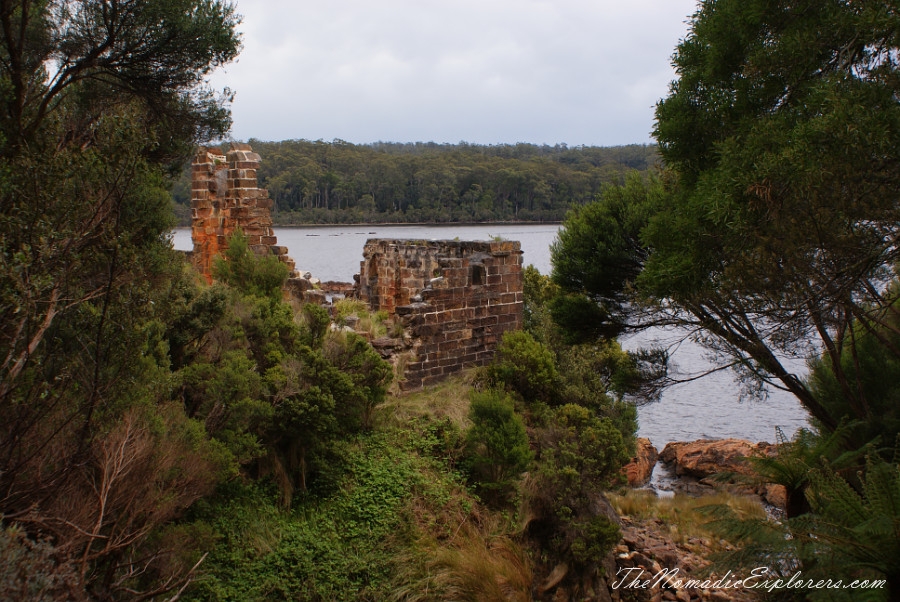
622 438 659 487
762 483 787 509
658 438 774 479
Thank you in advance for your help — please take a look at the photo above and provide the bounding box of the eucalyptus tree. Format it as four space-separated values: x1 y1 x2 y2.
649 0 900 430
552 0 900 435
0 0 241 595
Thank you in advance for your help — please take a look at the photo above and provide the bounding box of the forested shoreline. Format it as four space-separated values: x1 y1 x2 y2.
171 140 659 225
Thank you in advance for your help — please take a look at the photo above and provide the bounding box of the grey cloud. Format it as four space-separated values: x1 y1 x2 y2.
212 0 699 145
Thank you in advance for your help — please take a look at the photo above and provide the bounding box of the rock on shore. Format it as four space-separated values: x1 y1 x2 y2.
622 438 658 487
609 516 760 602
658 439 775 478
658 438 786 509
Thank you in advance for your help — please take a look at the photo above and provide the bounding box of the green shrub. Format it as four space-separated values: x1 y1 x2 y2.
212 229 289 299
483 331 560 404
568 515 621 566
523 404 632 568
538 404 632 498
464 390 532 500
522 265 561 344
300 303 330 348
322 331 393 431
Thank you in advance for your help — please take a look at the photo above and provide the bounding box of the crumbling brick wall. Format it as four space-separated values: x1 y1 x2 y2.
190 142 295 282
359 239 523 389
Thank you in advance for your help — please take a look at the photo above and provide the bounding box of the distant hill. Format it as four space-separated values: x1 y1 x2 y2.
172 139 660 225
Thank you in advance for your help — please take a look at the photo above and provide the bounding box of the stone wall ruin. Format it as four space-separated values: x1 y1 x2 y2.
189 143 525 390
359 239 523 389
190 142 296 281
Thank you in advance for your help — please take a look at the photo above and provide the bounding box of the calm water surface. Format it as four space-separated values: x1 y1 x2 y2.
172 225 810 449
174 224 561 279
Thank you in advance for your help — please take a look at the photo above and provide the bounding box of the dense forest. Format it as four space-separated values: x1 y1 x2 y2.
171 140 659 224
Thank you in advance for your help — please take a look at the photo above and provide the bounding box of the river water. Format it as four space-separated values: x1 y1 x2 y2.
172 225 810 451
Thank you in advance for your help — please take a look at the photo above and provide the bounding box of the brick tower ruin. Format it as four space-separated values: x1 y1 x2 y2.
190 142 296 282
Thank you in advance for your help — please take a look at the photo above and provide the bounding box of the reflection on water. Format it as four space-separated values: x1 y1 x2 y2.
172 225 811 448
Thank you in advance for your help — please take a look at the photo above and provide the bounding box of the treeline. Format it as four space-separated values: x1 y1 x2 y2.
172 140 659 224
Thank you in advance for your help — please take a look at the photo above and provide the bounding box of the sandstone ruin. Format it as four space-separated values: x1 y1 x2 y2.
190 142 296 282
359 239 523 389
190 143 524 389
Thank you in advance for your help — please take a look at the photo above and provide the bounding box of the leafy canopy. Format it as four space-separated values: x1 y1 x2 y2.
647 0 900 429
552 0 900 434
0 1 241 597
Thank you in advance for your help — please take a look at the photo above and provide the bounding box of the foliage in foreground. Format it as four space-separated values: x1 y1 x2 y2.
707 452 900 601
185 433 423 601
471 280 648 593
0 0 241 598
182 402 534 602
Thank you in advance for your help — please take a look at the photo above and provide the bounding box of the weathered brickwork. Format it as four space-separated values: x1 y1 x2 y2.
190 142 295 282
190 145 524 388
359 239 524 389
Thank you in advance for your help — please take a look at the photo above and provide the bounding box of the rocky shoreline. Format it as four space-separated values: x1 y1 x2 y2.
588 437 790 602
623 437 786 509
609 516 758 602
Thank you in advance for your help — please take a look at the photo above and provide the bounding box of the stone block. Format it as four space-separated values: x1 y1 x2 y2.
413 324 441 338
230 178 257 189
421 374 446 387
231 160 260 169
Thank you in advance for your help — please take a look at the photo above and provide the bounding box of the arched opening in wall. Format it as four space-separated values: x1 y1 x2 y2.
470 264 485 286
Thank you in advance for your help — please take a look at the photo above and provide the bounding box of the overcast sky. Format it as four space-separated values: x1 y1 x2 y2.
211 0 700 147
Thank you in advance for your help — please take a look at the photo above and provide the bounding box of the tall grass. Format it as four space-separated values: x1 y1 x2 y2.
333 298 391 339
376 373 474 430
391 509 532 602
609 489 767 547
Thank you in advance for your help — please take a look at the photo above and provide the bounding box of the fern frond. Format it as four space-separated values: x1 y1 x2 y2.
861 456 900 519
807 465 868 525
